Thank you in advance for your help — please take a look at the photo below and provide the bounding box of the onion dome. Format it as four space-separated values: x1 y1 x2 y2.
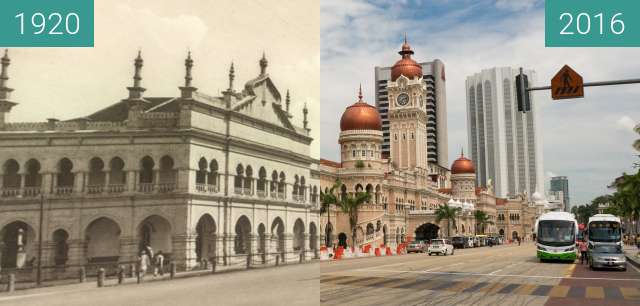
340 85 382 131
451 149 475 174
390 35 422 81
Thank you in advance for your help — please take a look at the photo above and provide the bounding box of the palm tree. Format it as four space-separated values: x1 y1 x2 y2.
320 179 341 247
339 191 371 247
435 203 460 237
474 210 494 234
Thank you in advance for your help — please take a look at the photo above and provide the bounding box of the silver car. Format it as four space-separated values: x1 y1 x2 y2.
588 244 627 271
407 240 427 253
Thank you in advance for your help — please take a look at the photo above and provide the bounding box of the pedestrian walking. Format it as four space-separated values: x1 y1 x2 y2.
154 251 165 277
139 251 150 277
578 239 588 264
517 237 521 246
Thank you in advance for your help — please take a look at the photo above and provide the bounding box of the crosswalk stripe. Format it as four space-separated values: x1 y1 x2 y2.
585 286 605 299
448 281 475 292
619 287 640 300
548 285 570 298
385 278 420 289
514 284 537 295
479 282 507 294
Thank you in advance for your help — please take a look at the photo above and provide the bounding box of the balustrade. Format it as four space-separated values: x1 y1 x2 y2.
157 183 176 193
139 183 154 193
87 185 104 194
22 187 41 197
55 186 73 195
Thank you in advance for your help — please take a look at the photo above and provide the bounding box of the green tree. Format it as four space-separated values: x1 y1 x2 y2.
474 210 494 234
339 191 371 247
320 179 341 247
435 203 460 237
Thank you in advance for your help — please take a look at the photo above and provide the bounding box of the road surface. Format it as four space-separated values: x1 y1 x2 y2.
0 263 319 306
320 243 640 305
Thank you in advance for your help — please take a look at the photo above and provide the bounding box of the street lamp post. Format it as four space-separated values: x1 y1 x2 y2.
36 193 44 286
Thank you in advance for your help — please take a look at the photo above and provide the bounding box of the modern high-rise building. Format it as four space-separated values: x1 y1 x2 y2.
374 46 448 168
550 176 570 211
465 67 544 199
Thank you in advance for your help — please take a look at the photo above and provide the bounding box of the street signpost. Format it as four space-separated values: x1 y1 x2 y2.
551 65 584 100
515 65 640 113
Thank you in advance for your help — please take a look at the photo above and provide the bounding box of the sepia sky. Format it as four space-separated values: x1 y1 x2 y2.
321 0 640 206
6 0 320 157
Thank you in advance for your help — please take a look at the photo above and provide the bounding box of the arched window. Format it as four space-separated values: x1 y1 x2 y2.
208 160 218 190
244 166 253 195
57 158 74 194
2 159 20 196
300 176 306 202
278 172 286 198
88 157 105 193
234 164 244 194
257 167 267 197
293 175 300 200
196 158 208 185
158 156 176 192
24 159 42 196
270 170 278 197
108 157 126 193
139 156 155 192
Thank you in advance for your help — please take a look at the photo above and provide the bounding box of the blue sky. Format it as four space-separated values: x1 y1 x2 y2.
320 0 640 207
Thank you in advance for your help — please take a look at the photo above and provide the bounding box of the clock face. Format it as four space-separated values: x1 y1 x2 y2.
397 93 410 106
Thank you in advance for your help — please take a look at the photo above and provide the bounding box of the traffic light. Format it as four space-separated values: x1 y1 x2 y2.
515 73 531 113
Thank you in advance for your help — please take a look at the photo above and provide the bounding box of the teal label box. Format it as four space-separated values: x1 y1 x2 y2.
0 0 94 47
546 0 640 47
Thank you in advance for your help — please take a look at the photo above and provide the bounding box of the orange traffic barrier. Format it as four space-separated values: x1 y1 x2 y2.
374 248 381 256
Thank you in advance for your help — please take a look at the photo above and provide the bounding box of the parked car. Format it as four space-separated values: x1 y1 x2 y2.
407 240 428 253
588 244 627 271
428 239 454 256
451 236 467 249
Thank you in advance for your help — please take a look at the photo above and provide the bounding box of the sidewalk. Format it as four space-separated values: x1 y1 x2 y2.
1 259 316 297
623 246 640 269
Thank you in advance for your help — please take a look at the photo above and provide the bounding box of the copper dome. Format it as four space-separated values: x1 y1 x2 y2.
451 151 475 174
390 36 422 81
340 86 382 131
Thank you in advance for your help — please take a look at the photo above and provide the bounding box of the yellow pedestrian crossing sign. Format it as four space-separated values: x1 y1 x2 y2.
551 65 584 100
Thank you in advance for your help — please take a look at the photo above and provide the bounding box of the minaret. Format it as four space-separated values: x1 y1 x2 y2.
285 90 291 113
179 51 197 99
127 51 146 100
260 52 268 76
126 51 148 128
228 62 235 92
303 102 309 131
0 49 17 129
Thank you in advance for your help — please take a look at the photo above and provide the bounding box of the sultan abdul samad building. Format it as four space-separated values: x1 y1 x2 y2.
320 39 543 249
0 49 320 279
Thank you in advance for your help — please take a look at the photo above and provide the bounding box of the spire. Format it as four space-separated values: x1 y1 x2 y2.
461 147 464 157
127 50 146 100
228 62 235 92
259 51 268 76
285 89 291 113
303 102 309 130
180 51 197 99
0 49 13 101
185 51 193 87
399 34 414 58
357 84 363 102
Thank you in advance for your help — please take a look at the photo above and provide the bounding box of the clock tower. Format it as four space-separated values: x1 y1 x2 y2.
387 37 428 170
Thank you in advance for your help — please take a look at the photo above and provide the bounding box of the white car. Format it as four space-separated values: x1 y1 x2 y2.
428 239 454 256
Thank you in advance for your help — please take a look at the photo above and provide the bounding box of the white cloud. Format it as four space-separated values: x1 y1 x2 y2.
495 0 539 11
616 116 637 132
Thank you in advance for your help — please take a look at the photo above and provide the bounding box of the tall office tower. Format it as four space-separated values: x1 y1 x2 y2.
550 176 570 211
465 67 544 199
374 43 448 168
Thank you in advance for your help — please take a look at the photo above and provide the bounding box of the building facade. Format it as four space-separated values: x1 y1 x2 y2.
550 176 569 211
465 67 544 199
319 40 537 250
0 50 320 279
374 38 448 168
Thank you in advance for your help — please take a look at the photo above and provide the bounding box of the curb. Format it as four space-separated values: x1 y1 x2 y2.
625 253 640 269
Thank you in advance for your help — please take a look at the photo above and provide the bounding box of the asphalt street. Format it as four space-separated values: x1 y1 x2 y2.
320 243 640 306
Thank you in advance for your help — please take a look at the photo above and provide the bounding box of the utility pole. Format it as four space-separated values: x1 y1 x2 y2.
36 192 44 285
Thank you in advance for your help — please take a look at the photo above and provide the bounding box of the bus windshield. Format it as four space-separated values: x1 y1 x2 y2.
588 221 621 243
537 220 575 247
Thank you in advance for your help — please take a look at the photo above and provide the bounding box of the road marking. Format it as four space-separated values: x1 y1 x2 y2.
619 287 640 300
425 262 462 272
514 284 537 295
488 268 502 275
563 263 576 277
360 268 640 281
585 286 605 299
548 285 570 298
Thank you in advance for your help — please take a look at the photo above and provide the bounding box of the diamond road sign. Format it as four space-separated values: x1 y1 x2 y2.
551 65 584 100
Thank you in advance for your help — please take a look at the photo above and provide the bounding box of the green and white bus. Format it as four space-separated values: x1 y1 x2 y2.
535 212 578 261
